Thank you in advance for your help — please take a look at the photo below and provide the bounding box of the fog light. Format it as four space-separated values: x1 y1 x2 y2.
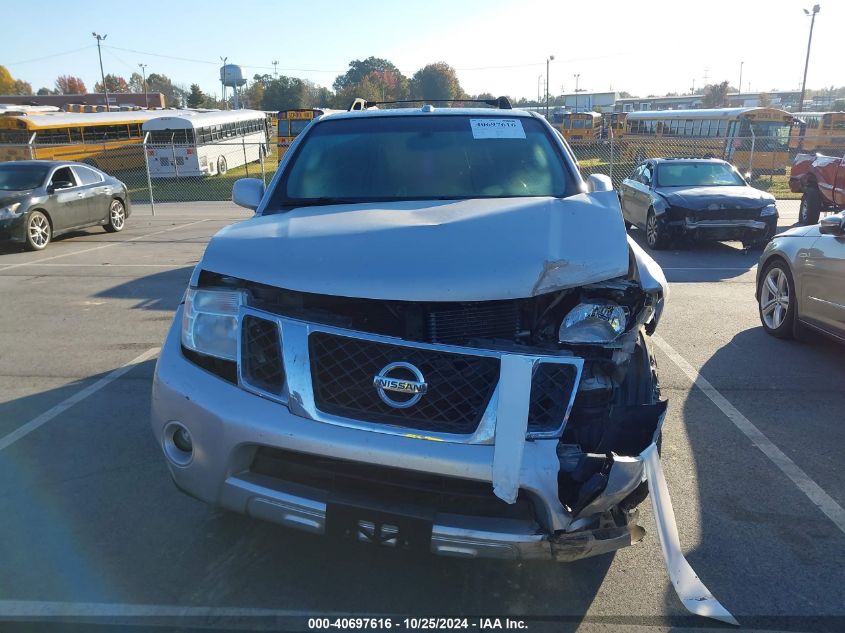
173 426 193 453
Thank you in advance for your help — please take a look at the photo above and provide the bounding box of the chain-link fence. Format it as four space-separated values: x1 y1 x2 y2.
3 134 844 207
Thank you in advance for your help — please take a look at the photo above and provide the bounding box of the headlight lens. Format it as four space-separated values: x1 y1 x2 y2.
559 302 627 344
181 288 244 361
0 203 22 219
760 203 777 217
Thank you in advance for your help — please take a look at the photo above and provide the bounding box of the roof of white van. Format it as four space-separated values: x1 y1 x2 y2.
142 109 266 129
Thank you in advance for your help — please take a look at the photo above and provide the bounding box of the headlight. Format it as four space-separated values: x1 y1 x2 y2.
559 302 627 344
0 203 22 220
760 204 777 217
181 288 244 361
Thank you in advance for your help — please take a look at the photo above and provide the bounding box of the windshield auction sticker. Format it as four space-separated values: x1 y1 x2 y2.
470 118 526 139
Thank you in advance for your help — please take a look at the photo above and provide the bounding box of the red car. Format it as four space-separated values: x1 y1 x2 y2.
789 152 845 225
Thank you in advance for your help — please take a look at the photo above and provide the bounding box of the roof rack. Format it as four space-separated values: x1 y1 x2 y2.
347 96 512 112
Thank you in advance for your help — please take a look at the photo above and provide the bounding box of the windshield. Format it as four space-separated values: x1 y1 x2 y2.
0 164 48 191
289 118 311 136
656 162 744 187
272 115 569 208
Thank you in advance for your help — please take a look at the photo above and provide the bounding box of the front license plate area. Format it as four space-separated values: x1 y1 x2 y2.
326 500 433 553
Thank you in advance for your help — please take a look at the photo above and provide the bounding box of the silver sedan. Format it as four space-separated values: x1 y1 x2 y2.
756 212 845 342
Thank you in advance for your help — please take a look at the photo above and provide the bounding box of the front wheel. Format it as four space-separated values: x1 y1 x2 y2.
798 189 821 225
646 210 669 250
217 156 228 175
25 211 51 251
104 199 126 233
758 260 796 338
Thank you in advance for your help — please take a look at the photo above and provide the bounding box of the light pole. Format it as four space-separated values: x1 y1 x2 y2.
92 32 109 111
537 74 543 106
738 61 744 96
138 63 148 109
573 73 580 113
220 56 228 109
545 55 554 118
798 4 820 112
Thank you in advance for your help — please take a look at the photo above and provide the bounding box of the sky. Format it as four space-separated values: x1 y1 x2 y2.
2 0 842 102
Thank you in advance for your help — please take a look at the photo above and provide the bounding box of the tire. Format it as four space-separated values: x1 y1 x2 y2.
758 259 796 339
645 209 669 250
217 156 228 175
799 188 821 225
25 211 51 251
104 199 126 233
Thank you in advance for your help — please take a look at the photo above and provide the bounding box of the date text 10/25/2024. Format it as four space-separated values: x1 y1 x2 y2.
308 618 528 630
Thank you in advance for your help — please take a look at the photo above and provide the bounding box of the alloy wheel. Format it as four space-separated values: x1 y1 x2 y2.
760 267 790 330
647 214 658 246
110 200 125 230
28 214 50 248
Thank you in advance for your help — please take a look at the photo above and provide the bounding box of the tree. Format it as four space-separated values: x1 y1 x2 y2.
0 65 32 95
333 57 403 92
187 84 207 108
701 81 731 108
618 91 633 98
758 92 772 107
833 99 845 111
37 87 53 96
409 62 463 101
128 72 145 93
94 74 129 94
261 75 309 111
55 75 87 94
146 73 184 107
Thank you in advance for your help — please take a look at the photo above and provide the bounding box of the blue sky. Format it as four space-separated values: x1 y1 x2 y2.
2 0 842 101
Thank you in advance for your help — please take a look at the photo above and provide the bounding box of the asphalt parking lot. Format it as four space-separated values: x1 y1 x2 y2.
0 200 843 633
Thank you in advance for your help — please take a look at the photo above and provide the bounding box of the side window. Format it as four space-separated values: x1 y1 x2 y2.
50 167 77 188
629 165 643 182
73 166 104 185
641 165 653 185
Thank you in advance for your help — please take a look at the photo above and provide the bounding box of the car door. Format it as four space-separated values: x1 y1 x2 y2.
800 213 845 337
620 165 643 226
71 165 109 224
47 166 87 231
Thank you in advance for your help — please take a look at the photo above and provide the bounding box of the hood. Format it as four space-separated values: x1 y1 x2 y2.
774 224 819 239
657 186 774 211
0 190 33 206
199 192 630 301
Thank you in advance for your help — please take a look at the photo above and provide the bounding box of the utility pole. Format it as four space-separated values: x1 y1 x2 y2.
92 33 109 111
545 55 554 119
272 60 279 78
537 74 542 106
220 56 228 110
738 61 744 96
798 4 820 113
573 74 580 113
138 63 148 109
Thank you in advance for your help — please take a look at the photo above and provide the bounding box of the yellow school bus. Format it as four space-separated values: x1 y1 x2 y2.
623 107 795 174
277 108 343 155
605 112 626 139
0 111 166 170
789 111 845 154
558 111 602 145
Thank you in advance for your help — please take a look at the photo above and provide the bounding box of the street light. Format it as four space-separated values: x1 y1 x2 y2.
573 73 581 113
546 55 554 119
92 32 109 111
138 63 148 109
798 4 820 113
537 74 543 106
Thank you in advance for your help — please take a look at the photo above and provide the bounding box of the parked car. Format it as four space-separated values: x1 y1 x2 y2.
756 211 845 342
789 152 845 225
150 102 732 621
0 160 130 251
619 157 778 250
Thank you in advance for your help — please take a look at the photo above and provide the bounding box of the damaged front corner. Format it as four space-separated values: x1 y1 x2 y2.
641 444 739 626
491 354 534 504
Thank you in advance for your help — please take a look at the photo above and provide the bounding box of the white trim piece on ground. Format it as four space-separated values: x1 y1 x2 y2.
652 335 845 536
0 219 210 273
0 347 160 453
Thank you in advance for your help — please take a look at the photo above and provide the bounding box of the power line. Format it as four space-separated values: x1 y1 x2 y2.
5 45 92 66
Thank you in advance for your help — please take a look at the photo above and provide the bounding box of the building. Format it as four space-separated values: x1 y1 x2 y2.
614 91 801 113
0 93 166 110
560 91 618 113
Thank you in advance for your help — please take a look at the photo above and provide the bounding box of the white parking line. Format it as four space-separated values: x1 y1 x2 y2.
0 219 210 273
0 347 159 453
653 335 845 536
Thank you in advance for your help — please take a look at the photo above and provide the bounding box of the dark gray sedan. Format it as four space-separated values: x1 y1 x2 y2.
756 212 845 343
619 158 778 250
0 160 130 251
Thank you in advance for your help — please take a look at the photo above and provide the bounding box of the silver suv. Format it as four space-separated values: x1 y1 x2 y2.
151 101 732 622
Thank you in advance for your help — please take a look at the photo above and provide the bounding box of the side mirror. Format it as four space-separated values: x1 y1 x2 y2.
819 214 845 235
232 178 265 211
587 174 613 193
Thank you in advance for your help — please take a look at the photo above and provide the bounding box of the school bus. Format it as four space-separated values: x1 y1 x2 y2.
0 111 168 170
605 112 626 139
558 111 602 145
789 111 845 154
623 107 795 174
276 108 343 154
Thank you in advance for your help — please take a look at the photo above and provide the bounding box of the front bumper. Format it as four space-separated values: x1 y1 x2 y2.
664 213 777 242
0 214 26 242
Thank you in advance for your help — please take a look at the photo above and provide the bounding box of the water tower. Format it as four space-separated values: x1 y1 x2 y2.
219 63 247 109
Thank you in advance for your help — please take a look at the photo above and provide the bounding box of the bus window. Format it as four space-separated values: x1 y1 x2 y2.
290 119 311 136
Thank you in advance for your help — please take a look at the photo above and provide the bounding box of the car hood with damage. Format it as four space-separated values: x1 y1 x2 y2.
656 185 774 210
199 191 630 301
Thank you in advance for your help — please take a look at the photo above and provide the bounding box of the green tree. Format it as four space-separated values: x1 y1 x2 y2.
128 72 145 93
701 81 730 108
260 75 309 111
55 75 87 94
409 62 463 101
0 65 31 95
187 84 207 108
95 74 129 93
333 57 403 92
146 73 184 107
37 87 53 96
